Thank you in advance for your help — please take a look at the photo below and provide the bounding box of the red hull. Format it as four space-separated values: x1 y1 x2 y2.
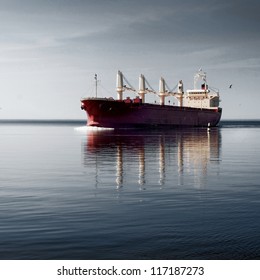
81 98 222 128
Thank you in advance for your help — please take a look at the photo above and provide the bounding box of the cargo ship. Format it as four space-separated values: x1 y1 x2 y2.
80 69 222 129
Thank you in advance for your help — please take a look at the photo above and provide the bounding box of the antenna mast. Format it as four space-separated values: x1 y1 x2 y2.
94 73 98 97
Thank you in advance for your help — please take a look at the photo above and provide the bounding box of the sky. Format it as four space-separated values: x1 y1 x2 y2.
0 0 260 119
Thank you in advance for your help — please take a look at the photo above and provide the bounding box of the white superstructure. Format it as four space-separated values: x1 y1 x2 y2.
182 69 220 109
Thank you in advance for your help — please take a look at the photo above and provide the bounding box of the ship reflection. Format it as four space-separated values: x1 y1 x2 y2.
82 128 221 189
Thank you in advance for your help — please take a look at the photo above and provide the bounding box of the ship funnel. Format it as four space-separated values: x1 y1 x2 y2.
138 74 146 102
159 77 166 105
117 70 124 100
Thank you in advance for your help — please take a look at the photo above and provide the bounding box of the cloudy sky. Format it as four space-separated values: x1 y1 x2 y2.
0 0 259 119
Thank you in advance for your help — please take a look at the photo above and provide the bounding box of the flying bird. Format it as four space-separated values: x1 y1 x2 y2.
229 84 232 89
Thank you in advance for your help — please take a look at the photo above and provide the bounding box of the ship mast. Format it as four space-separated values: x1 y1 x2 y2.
116 70 124 100
116 70 136 100
194 69 207 90
177 80 184 107
138 74 146 103
94 73 98 97
158 77 166 105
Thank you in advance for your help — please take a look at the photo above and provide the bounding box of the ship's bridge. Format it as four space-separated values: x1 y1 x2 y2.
186 89 209 96
182 69 220 109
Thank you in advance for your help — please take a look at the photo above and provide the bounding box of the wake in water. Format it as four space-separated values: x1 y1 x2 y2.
74 126 114 132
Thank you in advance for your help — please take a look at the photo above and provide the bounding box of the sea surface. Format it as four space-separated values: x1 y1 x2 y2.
0 120 259 260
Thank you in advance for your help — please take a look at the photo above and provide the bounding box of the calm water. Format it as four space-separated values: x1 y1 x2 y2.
0 120 259 260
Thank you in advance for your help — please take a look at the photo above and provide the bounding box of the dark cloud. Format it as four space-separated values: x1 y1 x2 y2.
2 0 259 44
46 0 259 68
